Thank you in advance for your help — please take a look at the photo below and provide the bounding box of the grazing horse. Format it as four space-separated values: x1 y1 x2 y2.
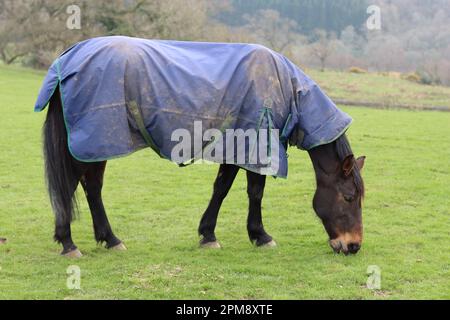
35 36 365 257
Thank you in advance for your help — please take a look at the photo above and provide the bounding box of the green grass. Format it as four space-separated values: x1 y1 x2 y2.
0 65 449 299
308 69 450 108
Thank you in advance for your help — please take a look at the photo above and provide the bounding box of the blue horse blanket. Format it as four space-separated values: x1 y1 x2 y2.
35 36 352 177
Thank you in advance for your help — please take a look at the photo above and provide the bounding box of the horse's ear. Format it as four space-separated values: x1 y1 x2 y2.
342 155 355 176
356 156 366 171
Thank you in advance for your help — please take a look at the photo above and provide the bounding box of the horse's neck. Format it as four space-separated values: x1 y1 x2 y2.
307 142 339 176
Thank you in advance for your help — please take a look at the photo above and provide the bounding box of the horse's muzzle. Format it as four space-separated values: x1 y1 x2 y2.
329 239 361 255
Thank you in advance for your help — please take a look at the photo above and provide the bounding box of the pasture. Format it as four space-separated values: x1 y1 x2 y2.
0 65 448 299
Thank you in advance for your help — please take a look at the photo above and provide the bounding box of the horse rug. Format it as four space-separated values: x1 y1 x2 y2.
34 36 352 178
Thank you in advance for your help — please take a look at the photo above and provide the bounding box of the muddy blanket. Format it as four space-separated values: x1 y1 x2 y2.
35 36 352 177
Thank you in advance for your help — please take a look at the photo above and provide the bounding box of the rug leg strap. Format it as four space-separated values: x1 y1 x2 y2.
128 101 162 157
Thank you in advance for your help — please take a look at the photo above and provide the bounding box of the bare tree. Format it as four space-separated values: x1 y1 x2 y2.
309 29 337 72
0 0 236 68
0 0 33 64
243 9 304 56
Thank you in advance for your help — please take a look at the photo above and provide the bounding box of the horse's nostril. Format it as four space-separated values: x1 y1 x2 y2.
348 243 361 254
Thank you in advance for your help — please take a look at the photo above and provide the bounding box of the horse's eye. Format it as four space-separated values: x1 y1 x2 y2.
344 195 355 202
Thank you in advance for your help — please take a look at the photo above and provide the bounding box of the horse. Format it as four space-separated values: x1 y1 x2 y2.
36 36 365 257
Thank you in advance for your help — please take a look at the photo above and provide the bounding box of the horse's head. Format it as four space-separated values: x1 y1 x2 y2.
308 135 365 255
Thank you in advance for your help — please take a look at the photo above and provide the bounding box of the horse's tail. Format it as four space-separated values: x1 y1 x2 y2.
43 87 79 225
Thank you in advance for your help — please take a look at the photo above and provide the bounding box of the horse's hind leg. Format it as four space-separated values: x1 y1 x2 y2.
246 171 275 247
198 164 239 248
80 161 125 250
56 222 80 257
54 166 83 257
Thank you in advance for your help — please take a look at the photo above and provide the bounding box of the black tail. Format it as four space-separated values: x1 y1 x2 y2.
44 87 79 226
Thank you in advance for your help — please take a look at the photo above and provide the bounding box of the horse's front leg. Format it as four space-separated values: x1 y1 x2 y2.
246 171 276 247
198 164 239 248
80 161 125 250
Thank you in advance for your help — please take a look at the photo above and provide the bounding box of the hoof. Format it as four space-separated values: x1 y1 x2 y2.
110 242 127 251
62 248 82 258
0 238 7 244
200 241 221 249
260 240 277 248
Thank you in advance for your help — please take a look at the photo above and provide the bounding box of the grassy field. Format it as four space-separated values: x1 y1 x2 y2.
0 65 449 299
308 69 450 109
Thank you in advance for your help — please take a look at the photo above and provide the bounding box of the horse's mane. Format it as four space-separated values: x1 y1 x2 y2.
335 134 365 198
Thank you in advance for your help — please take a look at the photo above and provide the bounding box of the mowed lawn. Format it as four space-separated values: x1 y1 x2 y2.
0 65 449 299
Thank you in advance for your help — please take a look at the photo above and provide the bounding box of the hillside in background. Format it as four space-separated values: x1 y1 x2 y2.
218 0 369 36
307 69 450 110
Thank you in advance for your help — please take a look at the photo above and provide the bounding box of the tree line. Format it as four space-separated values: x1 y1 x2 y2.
1 0 449 86
219 0 369 36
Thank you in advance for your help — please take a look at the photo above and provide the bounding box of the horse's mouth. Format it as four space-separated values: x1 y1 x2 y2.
329 239 360 255
329 239 347 254
0 238 7 244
